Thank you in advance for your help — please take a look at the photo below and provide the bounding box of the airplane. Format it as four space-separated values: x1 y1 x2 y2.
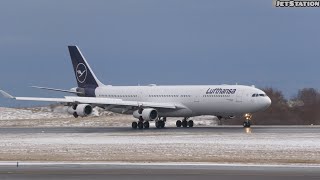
0 46 271 129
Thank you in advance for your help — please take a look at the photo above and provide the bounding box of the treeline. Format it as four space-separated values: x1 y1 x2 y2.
223 88 320 125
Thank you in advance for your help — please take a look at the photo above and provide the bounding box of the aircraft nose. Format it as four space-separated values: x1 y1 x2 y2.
265 96 271 108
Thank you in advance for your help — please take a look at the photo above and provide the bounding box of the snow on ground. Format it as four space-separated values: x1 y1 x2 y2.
0 129 319 165
0 106 113 120
0 106 218 127
0 107 70 120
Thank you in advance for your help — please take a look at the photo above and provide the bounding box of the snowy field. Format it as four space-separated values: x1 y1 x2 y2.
0 127 319 165
0 107 319 165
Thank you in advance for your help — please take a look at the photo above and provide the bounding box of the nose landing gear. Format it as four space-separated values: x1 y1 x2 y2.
243 113 252 128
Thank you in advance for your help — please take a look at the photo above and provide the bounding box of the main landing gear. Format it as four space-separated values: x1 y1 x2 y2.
132 121 150 130
243 113 252 128
155 117 166 129
176 118 193 128
132 116 151 130
131 117 166 129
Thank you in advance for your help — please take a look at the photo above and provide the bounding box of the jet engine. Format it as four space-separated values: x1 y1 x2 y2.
133 108 158 121
67 104 93 118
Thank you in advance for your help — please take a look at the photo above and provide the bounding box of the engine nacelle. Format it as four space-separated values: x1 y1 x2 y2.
67 104 93 117
133 108 158 121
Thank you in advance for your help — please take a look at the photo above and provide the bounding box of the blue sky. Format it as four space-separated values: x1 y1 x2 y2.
0 1 320 107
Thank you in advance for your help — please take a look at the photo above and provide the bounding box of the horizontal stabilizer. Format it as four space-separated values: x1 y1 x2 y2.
31 86 84 95
0 90 15 99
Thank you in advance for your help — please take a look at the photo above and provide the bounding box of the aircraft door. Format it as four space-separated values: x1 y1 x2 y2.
194 94 200 103
236 90 243 102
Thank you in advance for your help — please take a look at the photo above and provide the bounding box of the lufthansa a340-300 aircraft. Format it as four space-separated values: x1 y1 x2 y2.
0 46 271 129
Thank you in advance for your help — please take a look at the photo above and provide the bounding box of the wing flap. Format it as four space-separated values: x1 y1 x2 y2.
1 89 179 109
15 97 72 103
64 96 177 109
14 96 177 109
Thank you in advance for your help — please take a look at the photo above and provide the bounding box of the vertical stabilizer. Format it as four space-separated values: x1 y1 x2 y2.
68 46 104 88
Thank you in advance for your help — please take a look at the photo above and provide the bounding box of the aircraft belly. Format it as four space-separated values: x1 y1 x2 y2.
190 100 244 116
158 108 192 117
107 107 193 117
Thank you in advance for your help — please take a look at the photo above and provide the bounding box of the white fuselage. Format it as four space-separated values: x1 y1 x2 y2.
94 84 271 118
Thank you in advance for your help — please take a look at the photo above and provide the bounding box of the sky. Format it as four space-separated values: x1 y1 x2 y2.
0 0 320 107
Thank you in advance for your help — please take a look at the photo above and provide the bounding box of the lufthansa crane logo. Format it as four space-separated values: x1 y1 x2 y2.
76 63 87 83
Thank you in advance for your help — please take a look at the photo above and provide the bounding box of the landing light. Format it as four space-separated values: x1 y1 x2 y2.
244 113 252 120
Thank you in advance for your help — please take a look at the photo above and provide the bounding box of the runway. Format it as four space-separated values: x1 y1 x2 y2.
0 163 319 180
0 125 319 134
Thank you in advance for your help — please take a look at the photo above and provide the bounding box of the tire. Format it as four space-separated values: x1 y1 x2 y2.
243 121 251 128
132 122 138 129
243 122 247 127
138 122 144 129
182 120 188 128
155 121 160 129
143 121 150 129
247 121 251 127
176 120 182 127
188 120 194 128
160 121 165 128
73 112 78 118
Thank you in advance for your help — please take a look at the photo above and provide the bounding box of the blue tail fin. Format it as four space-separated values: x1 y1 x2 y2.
68 46 103 88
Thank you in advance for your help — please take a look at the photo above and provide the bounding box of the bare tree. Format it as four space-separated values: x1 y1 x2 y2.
222 87 320 125
292 88 320 125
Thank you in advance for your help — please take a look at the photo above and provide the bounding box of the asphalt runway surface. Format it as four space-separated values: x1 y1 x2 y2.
0 163 319 180
0 125 319 134
0 126 319 179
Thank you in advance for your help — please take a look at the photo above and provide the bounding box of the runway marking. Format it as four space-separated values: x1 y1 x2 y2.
0 166 317 178
0 161 319 168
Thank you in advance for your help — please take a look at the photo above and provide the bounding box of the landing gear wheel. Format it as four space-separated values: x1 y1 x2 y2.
182 120 188 128
243 121 251 128
138 121 144 129
132 122 138 129
156 121 165 129
73 112 78 118
160 121 165 128
155 121 160 129
188 120 194 128
176 120 182 127
143 121 150 129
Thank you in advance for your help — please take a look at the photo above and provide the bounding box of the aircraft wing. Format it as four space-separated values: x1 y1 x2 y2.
0 90 179 109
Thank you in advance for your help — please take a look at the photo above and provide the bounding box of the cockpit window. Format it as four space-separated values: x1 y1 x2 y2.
252 93 266 97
